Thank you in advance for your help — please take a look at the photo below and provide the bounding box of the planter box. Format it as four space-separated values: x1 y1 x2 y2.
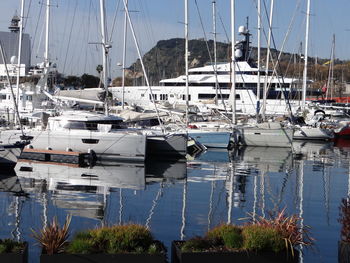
171 241 298 263
41 248 167 263
0 242 28 263
339 241 350 263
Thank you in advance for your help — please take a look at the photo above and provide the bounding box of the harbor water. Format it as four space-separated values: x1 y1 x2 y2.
0 141 349 262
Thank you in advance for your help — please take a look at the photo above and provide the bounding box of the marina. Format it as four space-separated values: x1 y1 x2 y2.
0 0 350 262
0 143 347 262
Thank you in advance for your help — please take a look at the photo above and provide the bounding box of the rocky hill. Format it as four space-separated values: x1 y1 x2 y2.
123 38 349 93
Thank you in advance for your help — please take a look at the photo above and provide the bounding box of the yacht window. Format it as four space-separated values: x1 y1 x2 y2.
141 94 144 97
1 95 6 100
27 95 33 101
7 95 10 100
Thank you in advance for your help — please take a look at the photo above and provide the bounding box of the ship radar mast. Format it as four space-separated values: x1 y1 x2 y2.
9 12 20 33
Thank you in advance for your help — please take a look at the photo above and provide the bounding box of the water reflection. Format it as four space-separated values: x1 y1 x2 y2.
0 142 348 262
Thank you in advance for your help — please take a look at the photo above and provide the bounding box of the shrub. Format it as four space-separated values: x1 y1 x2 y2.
68 224 164 254
339 198 350 243
242 225 285 253
180 237 212 252
0 239 25 254
205 224 242 249
32 215 71 255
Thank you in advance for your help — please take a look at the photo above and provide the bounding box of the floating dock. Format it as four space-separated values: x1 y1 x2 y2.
20 149 96 167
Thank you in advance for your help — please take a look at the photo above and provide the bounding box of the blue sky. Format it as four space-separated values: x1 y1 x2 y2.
0 0 349 78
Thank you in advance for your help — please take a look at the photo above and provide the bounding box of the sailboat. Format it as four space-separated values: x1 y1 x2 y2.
292 0 334 141
8 0 148 163
231 0 293 148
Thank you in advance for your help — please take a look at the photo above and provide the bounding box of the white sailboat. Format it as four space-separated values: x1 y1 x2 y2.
232 0 293 148
293 0 333 141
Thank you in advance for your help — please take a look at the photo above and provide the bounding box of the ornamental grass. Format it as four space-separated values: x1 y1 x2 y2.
31 215 71 255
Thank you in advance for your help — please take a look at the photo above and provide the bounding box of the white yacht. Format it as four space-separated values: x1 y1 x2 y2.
5 111 148 163
110 27 302 116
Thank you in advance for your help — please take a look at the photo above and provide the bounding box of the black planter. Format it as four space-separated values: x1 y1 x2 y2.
41 251 167 263
0 242 28 263
171 241 298 263
339 241 350 263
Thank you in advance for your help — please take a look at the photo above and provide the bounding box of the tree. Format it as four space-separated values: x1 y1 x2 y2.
81 74 100 88
64 75 81 87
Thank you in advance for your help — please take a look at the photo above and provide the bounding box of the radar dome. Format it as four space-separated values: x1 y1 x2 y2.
238 26 247 34
10 56 17 64
235 49 243 58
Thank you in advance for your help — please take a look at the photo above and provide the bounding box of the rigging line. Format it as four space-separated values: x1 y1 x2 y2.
109 0 121 43
258 0 294 116
218 12 229 43
58 0 72 63
72 1 90 74
24 0 33 29
31 1 43 51
84 0 93 73
194 0 228 113
62 0 78 74
255 0 302 111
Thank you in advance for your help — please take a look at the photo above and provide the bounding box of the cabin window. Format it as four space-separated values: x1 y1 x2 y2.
181 95 191 101
27 95 33 101
0 95 6 100
63 121 89 130
141 94 144 97
149 94 158 100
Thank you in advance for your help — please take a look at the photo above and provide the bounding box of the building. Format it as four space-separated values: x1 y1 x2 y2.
0 14 31 78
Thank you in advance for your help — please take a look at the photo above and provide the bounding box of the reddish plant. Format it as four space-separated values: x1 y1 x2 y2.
32 215 71 255
248 208 314 255
339 198 350 243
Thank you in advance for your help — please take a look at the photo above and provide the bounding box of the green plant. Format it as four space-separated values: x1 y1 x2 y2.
68 224 165 254
206 224 242 249
339 198 350 243
180 237 212 252
32 215 71 255
0 239 25 254
242 225 285 253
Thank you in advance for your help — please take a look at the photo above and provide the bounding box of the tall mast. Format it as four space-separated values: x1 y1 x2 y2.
262 0 274 120
43 0 50 91
212 0 218 105
121 0 128 109
330 34 335 99
15 0 25 124
302 0 311 110
45 0 50 67
256 0 261 119
230 0 236 125
99 0 109 115
185 0 189 127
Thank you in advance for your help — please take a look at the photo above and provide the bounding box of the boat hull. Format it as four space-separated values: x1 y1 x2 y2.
293 126 334 140
147 134 187 159
5 130 147 163
188 131 231 148
0 143 25 169
235 127 293 148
